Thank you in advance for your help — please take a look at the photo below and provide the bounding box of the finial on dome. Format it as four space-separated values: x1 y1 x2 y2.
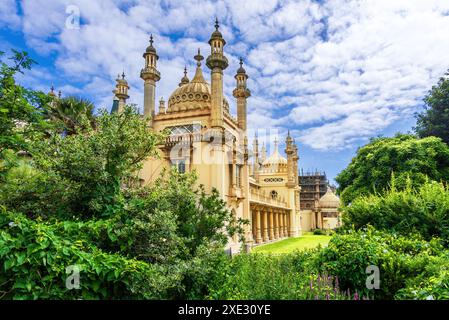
58 90 62 99
274 137 279 151
122 71 125 79
149 34 153 46
194 48 204 67
49 84 56 97
239 57 243 67
179 66 190 86
215 17 219 30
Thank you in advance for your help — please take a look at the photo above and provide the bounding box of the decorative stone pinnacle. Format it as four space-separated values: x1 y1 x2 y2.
149 34 153 46
215 17 219 30
194 48 204 66
239 57 243 67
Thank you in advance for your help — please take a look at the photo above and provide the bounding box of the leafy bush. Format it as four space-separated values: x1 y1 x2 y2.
336 134 449 205
315 227 444 299
0 208 181 299
206 250 335 300
396 252 449 300
313 229 327 235
341 179 449 245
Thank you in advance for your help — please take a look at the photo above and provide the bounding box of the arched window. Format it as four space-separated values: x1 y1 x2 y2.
178 160 186 174
270 190 278 200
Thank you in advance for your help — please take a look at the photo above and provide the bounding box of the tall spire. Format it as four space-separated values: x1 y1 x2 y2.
141 33 161 124
206 18 228 128
233 57 250 130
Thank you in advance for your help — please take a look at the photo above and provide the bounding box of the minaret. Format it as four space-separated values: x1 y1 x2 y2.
179 66 189 87
253 133 260 179
159 97 166 114
261 142 267 162
233 58 251 131
113 72 129 113
285 131 296 188
293 142 299 185
206 18 228 128
140 34 161 125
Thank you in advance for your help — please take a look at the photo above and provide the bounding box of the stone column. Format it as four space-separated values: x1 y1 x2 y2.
262 209 269 242
279 211 284 238
251 209 256 240
256 208 262 244
284 212 288 237
274 210 279 239
269 208 274 240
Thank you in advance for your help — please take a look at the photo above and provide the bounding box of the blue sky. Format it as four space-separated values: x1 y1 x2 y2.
1 0 449 184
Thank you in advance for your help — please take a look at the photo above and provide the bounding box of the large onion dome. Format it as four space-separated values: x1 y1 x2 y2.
319 188 340 208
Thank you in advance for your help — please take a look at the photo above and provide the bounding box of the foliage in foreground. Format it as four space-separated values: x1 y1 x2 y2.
316 227 445 300
336 134 449 205
0 98 244 299
341 179 449 245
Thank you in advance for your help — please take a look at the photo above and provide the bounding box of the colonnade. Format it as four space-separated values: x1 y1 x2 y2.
251 205 290 244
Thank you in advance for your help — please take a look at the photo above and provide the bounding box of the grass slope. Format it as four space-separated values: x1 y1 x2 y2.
252 232 331 254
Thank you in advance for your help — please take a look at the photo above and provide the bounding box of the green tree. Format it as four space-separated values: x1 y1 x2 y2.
0 50 51 179
45 96 96 135
336 134 449 204
415 71 449 145
1 105 163 219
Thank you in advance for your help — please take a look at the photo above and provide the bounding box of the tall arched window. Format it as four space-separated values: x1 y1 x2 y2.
178 160 186 174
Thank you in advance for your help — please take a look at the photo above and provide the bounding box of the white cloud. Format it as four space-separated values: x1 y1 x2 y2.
0 0 21 29
2 0 449 152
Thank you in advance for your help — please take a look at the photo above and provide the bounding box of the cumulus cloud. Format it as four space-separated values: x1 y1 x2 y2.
2 0 449 152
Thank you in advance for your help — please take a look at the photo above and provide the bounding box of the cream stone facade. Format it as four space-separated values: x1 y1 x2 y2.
111 20 339 253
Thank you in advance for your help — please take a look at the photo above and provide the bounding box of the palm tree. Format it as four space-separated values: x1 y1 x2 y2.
45 96 96 135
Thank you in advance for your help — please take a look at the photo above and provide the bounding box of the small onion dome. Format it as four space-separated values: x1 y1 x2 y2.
48 85 56 97
319 188 340 209
209 17 226 44
179 66 190 86
145 34 157 54
236 57 246 74
117 72 128 85
262 139 287 166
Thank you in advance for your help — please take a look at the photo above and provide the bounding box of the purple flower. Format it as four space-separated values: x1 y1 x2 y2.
354 291 359 300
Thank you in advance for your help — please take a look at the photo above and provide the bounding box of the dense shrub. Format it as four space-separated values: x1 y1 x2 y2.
316 227 445 299
313 229 327 235
341 180 449 245
0 208 181 299
336 134 449 205
205 250 351 300
396 252 449 300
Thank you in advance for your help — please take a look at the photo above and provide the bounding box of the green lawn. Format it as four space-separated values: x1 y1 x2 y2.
252 232 331 254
